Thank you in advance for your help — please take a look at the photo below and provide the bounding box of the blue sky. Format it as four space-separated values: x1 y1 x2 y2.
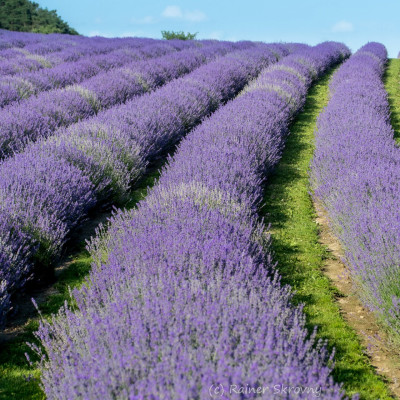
39 0 400 57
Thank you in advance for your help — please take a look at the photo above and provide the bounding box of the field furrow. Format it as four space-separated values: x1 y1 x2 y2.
384 58 400 142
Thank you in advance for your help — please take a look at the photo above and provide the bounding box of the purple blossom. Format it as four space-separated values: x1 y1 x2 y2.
311 42 400 342
0 43 288 327
33 42 349 399
0 41 238 157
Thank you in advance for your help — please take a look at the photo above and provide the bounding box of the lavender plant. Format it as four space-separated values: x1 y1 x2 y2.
32 42 350 399
0 44 162 108
0 34 157 76
311 42 400 343
0 38 219 108
0 43 289 327
0 41 238 157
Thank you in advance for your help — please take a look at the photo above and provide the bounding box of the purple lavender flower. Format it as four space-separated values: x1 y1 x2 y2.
0 43 288 327
33 42 349 399
0 41 238 157
310 42 400 342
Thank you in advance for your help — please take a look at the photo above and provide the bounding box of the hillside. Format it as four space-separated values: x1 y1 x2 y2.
0 0 78 34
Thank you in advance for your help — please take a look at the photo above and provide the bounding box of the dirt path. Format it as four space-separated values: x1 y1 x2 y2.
314 202 400 398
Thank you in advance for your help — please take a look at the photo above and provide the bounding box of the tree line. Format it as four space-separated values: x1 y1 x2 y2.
0 0 78 34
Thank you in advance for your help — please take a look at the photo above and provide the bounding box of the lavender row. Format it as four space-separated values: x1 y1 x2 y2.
0 29 46 50
0 43 288 327
0 41 239 157
0 38 105 74
0 35 218 77
0 36 202 78
0 39 195 108
0 29 82 54
30 42 349 399
310 43 400 342
0 30 142 58
0 39 254 108
0 35 157 75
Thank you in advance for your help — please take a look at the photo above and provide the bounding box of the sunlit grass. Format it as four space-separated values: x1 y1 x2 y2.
384 58 400 143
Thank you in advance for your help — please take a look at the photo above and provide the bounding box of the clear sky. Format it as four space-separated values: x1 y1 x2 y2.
39 0 400 57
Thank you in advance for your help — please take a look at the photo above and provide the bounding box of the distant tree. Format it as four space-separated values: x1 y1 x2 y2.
0 0 78 34
161 30 197 40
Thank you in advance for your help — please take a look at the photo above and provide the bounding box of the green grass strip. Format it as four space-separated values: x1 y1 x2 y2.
260 67 393 399
0 165 163 400
384 58 400 143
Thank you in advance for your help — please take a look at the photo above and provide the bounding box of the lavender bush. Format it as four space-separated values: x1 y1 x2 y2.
0 37 219 108
0 42 172 108
311 42 400 343
0 41 239 157
0 34 157 76
0 43 288 327
32 42 349 399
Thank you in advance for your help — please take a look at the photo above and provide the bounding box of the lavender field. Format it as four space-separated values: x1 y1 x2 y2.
0 27 400 400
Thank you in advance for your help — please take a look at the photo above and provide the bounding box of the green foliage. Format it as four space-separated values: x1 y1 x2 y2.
0 0 78 35
384 59 400 143
161 30 197 40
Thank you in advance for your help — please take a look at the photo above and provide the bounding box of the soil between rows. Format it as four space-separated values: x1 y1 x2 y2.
314 202 400 398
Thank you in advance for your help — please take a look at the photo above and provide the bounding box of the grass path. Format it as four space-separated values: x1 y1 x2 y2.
260 68 393 399
385 58 400 142
0 162 164 399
